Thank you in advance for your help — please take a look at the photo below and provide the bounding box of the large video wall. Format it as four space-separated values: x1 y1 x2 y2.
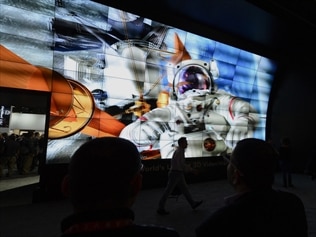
0 0 277 163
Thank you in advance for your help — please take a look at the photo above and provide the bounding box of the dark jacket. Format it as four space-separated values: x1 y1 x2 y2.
61 208 180 237
195 189 308 237
3 136 19 157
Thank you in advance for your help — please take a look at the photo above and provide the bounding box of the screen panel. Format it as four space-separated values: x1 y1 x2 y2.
0 0 277 163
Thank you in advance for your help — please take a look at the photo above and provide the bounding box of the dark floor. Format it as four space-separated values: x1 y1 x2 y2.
0 172 315 237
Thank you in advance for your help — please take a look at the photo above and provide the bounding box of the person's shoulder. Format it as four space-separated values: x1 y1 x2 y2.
197 202 239 226
133 224 180 237
276 189 303 203
195 204 238 237
274 189 306 212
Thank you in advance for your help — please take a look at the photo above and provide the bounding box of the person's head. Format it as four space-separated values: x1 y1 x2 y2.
178 137 188 148
62 137 143 212
227 138 278 191
34 132 40 138
2 132 8 139
9 133 16 140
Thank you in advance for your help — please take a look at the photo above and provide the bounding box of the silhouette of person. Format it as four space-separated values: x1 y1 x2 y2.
195 138 308 237
1 133 20 177
279 137 293 187
60 137 180 237
157 137 203 215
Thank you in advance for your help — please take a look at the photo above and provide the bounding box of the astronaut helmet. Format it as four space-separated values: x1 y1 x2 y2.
172 59 217 100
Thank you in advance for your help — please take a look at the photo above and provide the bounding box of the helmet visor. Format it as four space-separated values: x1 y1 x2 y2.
174 65 211 95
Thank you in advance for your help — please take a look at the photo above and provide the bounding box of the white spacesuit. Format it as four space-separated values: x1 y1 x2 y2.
119 59 259 159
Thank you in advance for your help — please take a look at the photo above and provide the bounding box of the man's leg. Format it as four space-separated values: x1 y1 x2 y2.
157 172 180 213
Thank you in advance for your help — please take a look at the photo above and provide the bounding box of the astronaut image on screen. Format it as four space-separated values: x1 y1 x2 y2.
120 56 259 159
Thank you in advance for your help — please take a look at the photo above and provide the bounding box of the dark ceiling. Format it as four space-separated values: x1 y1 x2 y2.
99 0 316 61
